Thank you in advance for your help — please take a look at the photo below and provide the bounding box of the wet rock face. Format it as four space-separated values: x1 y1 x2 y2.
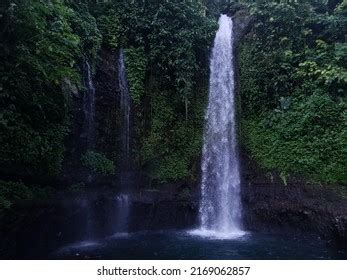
240 153 347 250
130 200 197 231
61 48 124 186
94 48 120 158
129 185 199 231
232 9 254 45
242 183 347 248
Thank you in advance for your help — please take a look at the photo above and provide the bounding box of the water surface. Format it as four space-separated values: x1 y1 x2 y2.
54 231 346 260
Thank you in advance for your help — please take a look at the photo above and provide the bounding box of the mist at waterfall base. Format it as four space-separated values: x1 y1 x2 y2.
47 16 345 260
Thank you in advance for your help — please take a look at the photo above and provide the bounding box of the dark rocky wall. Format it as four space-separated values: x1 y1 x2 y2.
242 183 347 249
61 48 124 187
241 153 347 249
94 49 120 161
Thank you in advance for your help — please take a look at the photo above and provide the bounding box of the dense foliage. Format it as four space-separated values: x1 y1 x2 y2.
90 0 216 182
0 180 54 214
0 0 346 189
0 0 216 184
81 151 115 175
0 0 101 176
238 0 346 184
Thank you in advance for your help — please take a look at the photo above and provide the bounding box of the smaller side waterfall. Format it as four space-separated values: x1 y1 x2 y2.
114 194 130 234
82 60 96 149
114 50 132 234
118 50 131 164
78 197 96 241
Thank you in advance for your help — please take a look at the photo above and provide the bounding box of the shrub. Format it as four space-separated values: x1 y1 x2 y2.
0 181 33 213
81 151 115 175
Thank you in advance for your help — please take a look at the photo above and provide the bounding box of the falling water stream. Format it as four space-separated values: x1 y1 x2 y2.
80 60 97 241
114 194 130 234
82 60 96 149
118 50 131 164
115 49 132 233
194 15 244 239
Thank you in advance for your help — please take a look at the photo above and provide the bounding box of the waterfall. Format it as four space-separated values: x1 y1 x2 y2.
114 194 130 234
118 50 131 163
197 15 244 239
82 60 96 149
114 50 132 234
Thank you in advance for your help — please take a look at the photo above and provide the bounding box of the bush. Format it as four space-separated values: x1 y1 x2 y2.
238 1 347 185
124 47 147 105
0 0 102 177
81 151 115 175
0 181 33 213
243 93 346 184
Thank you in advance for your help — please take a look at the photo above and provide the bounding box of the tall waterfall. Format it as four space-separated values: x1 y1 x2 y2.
197 15 244 238
82 61 96 149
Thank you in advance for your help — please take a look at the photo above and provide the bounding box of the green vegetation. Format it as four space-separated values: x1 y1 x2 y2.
81 151 115 175
0 181 32 212
90 0 216 182
124 47 147 105
238 0 346 184
0 180 54 214
0 0 346 188
0 0 101 176
0 0 215 183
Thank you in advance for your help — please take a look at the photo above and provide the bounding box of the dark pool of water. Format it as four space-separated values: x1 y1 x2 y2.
53 231 346 260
